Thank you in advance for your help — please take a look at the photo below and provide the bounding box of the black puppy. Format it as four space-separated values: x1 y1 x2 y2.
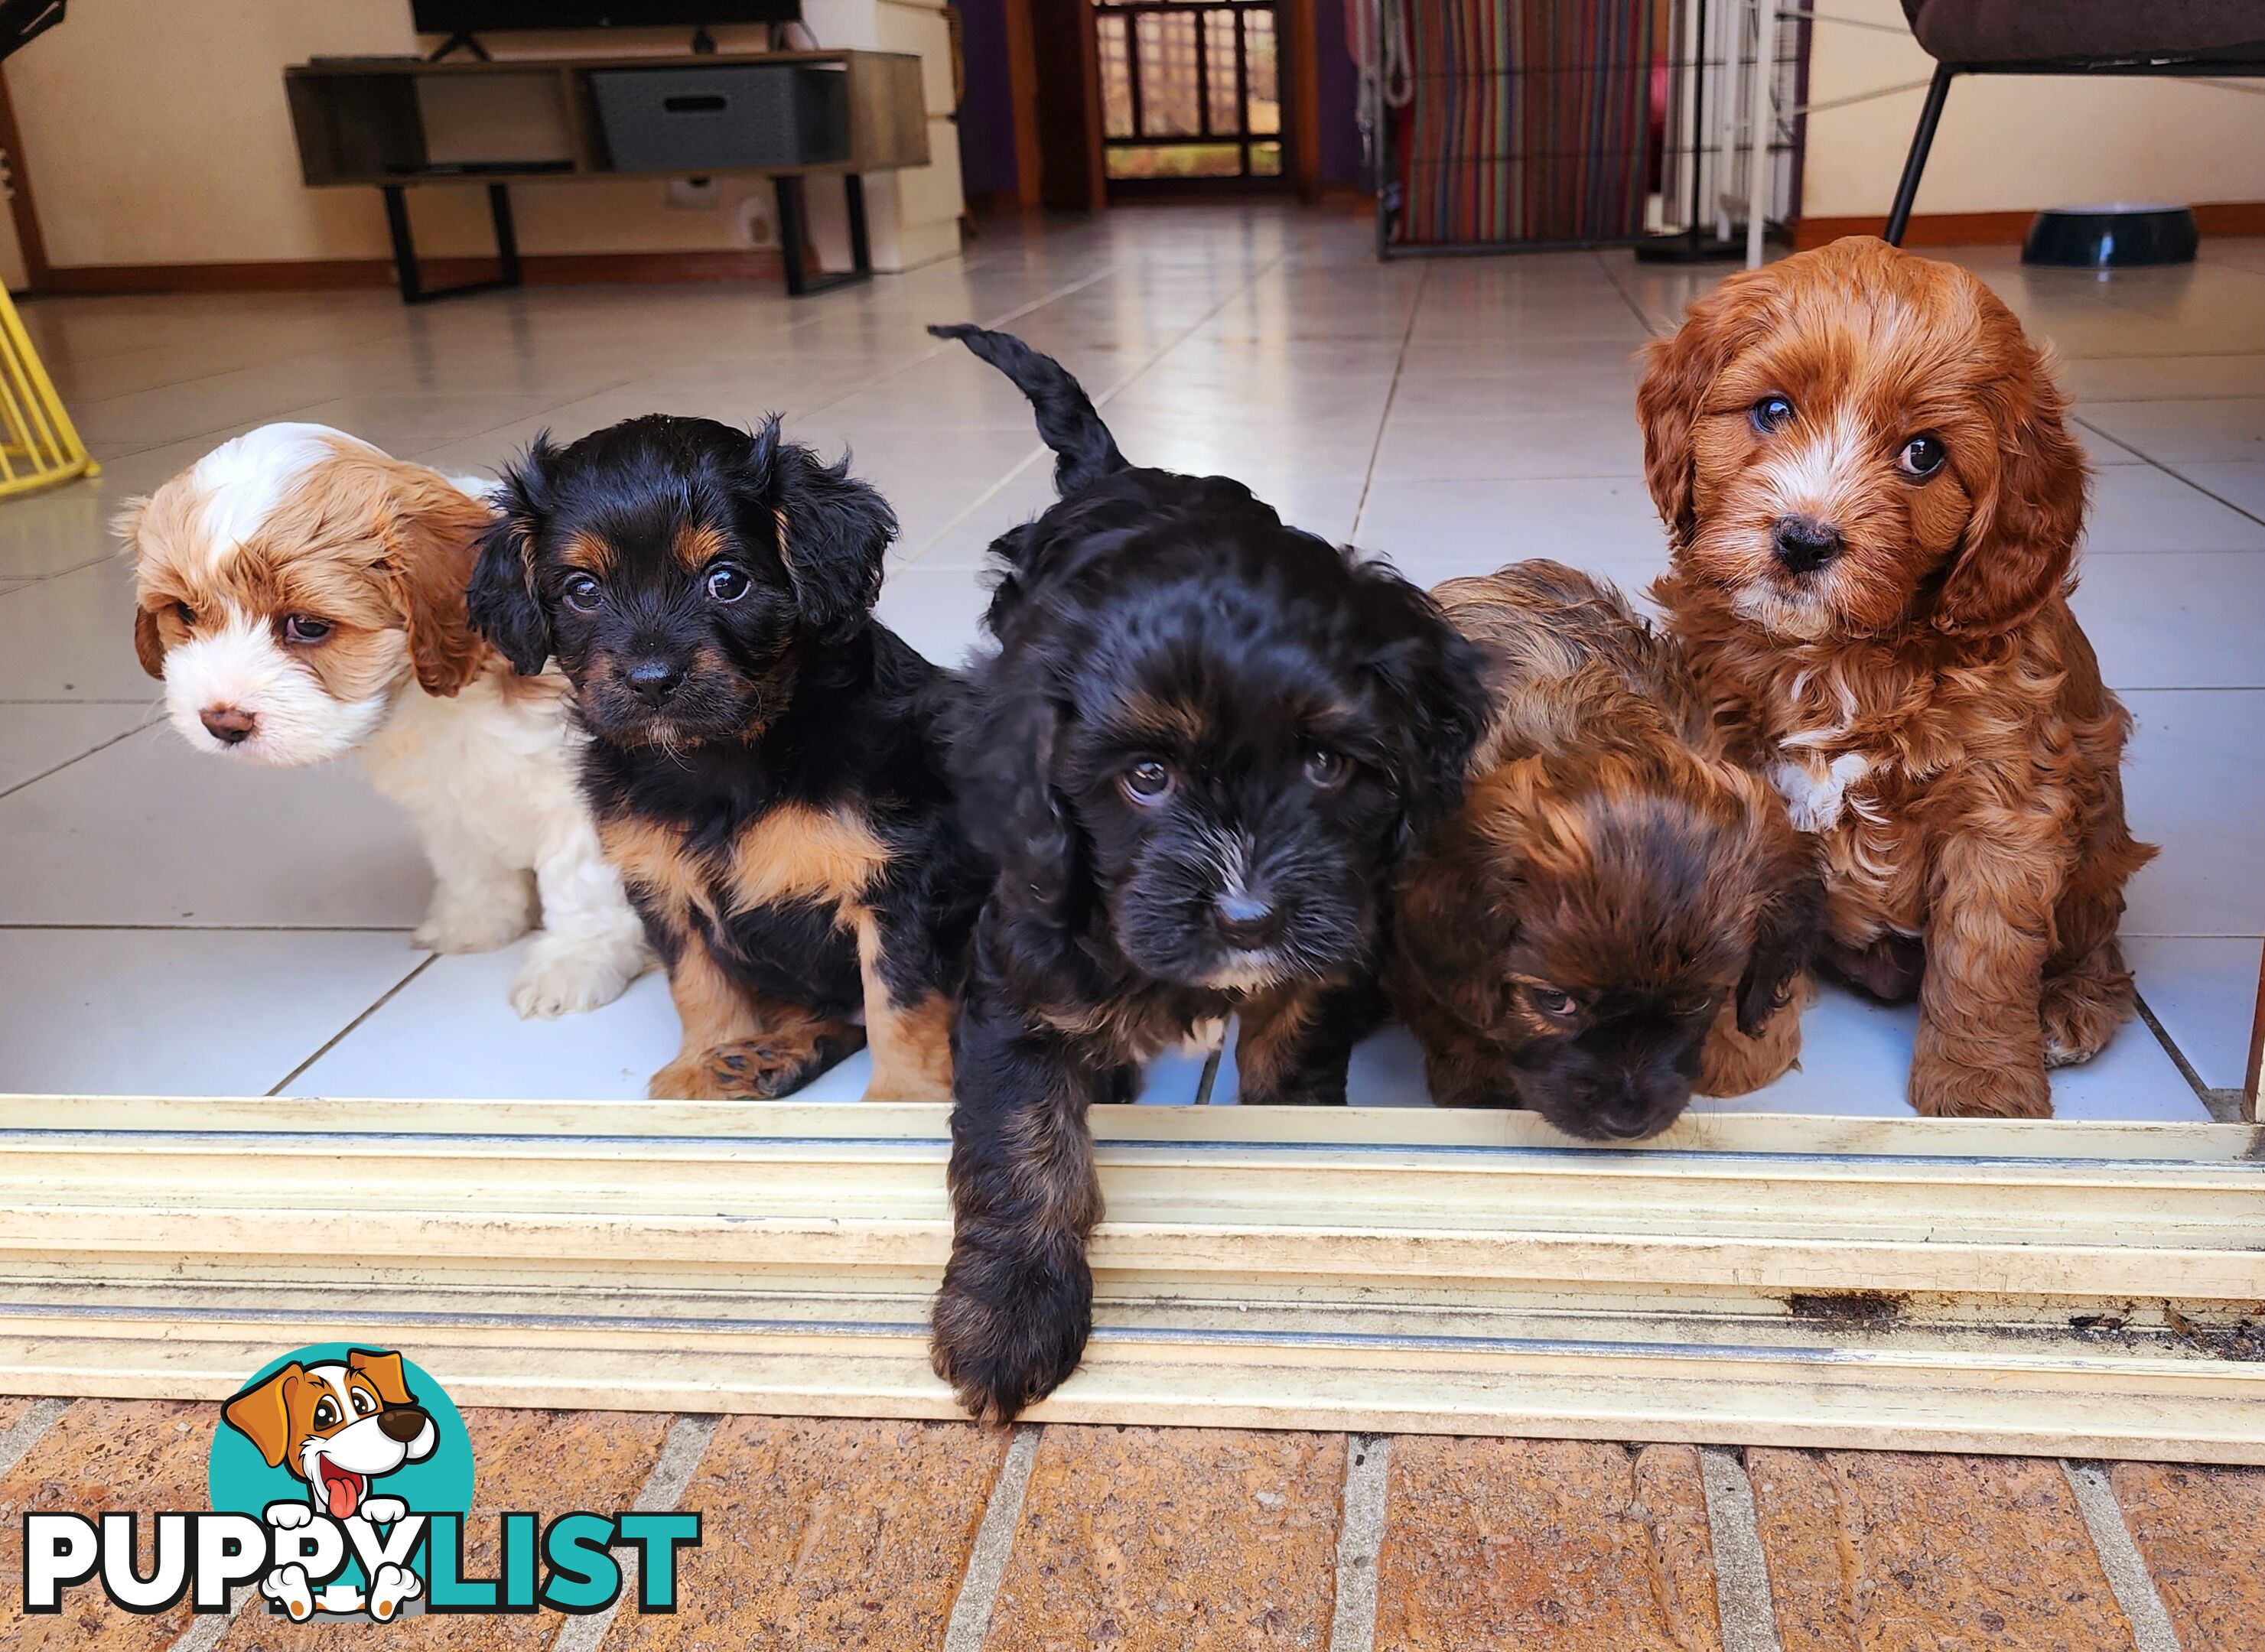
926 325 1486 1421
468 415 988 1101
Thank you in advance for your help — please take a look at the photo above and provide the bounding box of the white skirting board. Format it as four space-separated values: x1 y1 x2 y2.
2 1097 2260 1461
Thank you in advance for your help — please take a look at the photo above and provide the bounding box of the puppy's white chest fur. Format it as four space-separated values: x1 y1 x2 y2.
1769 750 1872 833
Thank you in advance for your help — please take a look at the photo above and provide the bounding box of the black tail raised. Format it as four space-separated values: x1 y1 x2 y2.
928 324 1127 496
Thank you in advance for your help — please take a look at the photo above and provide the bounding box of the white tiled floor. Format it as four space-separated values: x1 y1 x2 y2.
4 206 2257 1120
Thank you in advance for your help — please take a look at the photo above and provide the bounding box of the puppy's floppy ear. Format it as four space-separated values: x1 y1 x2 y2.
1736 816 1824 1038
113 498 168 679
743 418 895 637
467 436 559 675
950 652 1078 925
377 466 493 698
1352 562 1490 857
1637 272 1769 542
223 1362 304 1470
1390 775 1525 1033
1934 340 2088 638
132 607 166 680
347 1348 416 1408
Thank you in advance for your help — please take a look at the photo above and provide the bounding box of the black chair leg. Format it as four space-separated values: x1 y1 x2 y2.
1884 63 1956 246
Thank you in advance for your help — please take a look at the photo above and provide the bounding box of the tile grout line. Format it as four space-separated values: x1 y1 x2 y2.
0 1396 71 1475
2062 1460 2185 1652
1697 1446 1785 1652
2068 411 2265 530
164 1582 255 1652
1349 264 1430 545
265 954 436 1095
0 714 164 803
942 1423 1044 1652
2131 990 2241 1120
551 1412 723 1652
1325 1432 1391 1652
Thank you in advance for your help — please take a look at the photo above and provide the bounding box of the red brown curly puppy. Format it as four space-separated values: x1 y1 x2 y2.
1638 236 2153 1120
1390 561 1820 1142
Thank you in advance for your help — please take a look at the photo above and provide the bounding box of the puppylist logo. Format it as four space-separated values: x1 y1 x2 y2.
21 1345 700 1622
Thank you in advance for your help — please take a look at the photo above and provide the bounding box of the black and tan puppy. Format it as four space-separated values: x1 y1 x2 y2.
468 415 988 1101
926 324 1486 1421
1389 561 1821 1141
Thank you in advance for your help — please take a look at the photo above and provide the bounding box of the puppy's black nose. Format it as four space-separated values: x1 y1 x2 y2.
623 658 683 707
378 1406 428 1443
200 705 256 745
1215 890 1284 949
1772 515 1843 574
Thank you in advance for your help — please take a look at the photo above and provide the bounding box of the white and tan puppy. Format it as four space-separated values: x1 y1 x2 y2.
121 424 649 1017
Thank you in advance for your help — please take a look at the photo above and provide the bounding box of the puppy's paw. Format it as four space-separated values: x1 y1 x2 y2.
359 1494 408 1526
369 1561 422 1621
415 887 534 954
1909 1047 2052 1119
930 1260 1092 1423
261 1563 314 1621
649 1025 867 1100
263 1501 314 1530
509 930 649 1019
2040 967 2136 1068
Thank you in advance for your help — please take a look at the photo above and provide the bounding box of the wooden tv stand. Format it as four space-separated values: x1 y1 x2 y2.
284 50 929 301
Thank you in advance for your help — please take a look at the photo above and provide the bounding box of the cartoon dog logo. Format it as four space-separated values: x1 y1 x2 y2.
222 1347 437 1620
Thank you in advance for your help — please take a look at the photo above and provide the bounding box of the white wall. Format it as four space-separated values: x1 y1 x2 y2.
3 0 961 274
1801 0 2265 219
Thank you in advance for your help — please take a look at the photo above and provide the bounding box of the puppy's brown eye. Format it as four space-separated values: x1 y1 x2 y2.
352 1389 376 1416
563 574 601 613
173 601 197 626
706 564 750 603
1122 759 1174 804
1899 434 1946 478
281 615 331 646
1750 395 1795 434
313 1397 338 1429
1528 985 1578 1019
1302 745 1348 789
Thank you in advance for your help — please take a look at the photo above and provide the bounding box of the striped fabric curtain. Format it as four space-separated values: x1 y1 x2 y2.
1391 0 1661 247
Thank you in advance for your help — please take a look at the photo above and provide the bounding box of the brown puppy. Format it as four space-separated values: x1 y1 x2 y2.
1639 236 2153 1119
1390 561 1818 1140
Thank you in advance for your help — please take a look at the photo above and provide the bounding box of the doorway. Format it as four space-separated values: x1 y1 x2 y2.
1092 0 1287 191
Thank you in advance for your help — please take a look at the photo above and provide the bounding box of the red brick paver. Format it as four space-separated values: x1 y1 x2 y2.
984 1424 1346 1651
1373 1437 1723 1652
1747 1449 2135 1652
611 1415 1007 1651
220 1407 672 1650
2105 1461 2265 1652
0 1400 214 1652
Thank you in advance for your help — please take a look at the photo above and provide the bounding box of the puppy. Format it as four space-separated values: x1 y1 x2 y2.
926 324 1486 1421
1389 561 1820 1141
1639 236 2153 1119
122 424 649 1018
222 1347 436 1621
468 415 988 1101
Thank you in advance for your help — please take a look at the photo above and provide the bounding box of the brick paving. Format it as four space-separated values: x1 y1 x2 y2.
0 1403 2249 1650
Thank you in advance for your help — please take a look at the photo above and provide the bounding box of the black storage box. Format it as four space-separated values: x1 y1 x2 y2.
590 63 851 172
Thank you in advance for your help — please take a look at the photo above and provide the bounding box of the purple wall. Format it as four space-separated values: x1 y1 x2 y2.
955 0 1022 200
1315 0 1362 190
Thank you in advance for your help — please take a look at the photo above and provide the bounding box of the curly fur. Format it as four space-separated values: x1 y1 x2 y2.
925 325 1487 1422
1638 237 2154 1119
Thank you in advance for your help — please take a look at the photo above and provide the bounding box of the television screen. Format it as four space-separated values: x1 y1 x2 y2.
412 1 800 31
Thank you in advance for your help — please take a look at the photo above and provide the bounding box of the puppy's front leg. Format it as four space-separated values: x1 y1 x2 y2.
410 816 533 955
1909 832 2057 1119
932 1000 1106 1422
1234 983 1372 1105
647 926 864 1100
511 819 652 1019
857 914 955 1101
